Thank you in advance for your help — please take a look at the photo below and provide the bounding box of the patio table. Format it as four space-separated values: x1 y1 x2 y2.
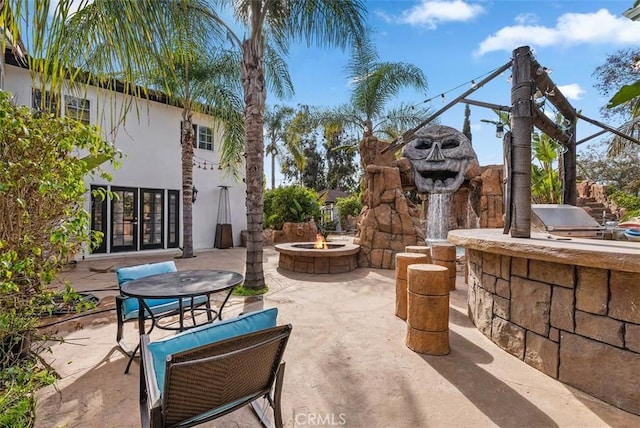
120 269 244 373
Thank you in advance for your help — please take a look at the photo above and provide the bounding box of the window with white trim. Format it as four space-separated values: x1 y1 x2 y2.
197 125 213 151
65 95 91 125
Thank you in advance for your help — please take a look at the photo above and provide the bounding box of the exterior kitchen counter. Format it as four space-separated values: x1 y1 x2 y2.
448 228 640 416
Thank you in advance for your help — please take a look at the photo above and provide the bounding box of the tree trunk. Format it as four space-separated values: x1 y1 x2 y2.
271 149 276 189
181 108 195 258
241 32 266 290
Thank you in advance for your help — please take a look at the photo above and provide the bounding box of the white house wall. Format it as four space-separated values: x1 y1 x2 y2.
3 63 247 255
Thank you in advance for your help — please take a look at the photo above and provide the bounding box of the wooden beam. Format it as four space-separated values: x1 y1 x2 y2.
576 112 640 146
576 129 608 146
531 108 572 145
459 98 511 112
530 57 576 123
382 60 512 153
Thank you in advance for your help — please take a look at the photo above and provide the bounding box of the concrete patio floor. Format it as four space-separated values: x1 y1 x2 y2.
34 238 640 427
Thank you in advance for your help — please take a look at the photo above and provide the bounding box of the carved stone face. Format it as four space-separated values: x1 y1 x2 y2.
401 125 477 194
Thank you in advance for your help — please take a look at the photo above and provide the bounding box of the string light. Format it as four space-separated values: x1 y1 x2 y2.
191 154 220 171
415 62 513 107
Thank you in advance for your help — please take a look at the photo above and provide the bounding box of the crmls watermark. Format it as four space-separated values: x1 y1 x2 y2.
293 411 347 426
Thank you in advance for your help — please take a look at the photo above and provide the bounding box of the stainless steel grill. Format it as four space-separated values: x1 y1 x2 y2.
531 204 604 239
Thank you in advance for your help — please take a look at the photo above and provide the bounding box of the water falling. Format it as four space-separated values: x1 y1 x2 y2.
426 193 453 245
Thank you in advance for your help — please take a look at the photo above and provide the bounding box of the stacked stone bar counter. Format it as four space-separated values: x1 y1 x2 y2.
448 228 640 416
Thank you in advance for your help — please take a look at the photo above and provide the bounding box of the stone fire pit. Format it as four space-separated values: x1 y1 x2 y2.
275 242 360 274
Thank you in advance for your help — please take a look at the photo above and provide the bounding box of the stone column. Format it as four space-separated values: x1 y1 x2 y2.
406 264 450 355
394 253 430 320
431 243 457 291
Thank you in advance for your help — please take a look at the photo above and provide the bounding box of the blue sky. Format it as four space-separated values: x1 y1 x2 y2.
272 0 640 183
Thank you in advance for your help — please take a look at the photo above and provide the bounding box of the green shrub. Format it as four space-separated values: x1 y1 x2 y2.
0 89 118 425
610 190 640 220
335 194 362 230
263 185 320 230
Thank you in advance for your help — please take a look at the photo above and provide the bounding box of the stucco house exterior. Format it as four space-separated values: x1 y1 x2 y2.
1 50 247 257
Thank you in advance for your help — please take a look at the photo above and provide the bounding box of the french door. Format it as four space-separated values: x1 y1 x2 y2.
92 186 179 253
111 187 138 252
141 188 164 250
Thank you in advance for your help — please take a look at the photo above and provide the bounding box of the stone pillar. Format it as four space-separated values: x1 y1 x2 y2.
431 243 457 291
394 253 430 320
406 264 450 355
404 246 433 263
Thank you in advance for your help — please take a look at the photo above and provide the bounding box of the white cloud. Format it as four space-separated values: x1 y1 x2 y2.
476 9 640 56
379 0 485 29
557 83 585 101
514 13 538 26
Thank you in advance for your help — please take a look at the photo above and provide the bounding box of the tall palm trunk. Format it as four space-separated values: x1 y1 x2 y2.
241 32 267 289
271 149 276 189
181 106 195 258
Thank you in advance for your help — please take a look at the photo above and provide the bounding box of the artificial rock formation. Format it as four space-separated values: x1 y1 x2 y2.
355 164 424 269
271 221 318 244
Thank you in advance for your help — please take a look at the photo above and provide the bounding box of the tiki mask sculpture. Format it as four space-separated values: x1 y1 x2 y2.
401 125 478 194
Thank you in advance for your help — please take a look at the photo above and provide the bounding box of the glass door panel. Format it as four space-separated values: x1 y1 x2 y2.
141 189 164 249
111 187 137 252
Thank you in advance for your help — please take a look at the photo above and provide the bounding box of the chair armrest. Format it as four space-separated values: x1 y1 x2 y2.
141 334 162 409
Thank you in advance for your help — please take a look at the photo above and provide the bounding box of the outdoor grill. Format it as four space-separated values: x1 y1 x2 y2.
531 204 605 239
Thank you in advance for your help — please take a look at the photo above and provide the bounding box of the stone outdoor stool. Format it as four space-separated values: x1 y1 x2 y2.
406 264 450 355
431 243 457 291
404 245 433 263
394 252 430 320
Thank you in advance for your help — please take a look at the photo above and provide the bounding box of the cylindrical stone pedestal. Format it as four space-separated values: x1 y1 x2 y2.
431 243 457 291
404 246 433 263
406 264 450 355
394 253 430 320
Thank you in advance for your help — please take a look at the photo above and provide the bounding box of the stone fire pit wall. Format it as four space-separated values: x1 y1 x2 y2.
448 229 640 416
276 243 360 274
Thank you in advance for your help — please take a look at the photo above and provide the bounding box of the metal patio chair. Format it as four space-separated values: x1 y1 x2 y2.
140 321 292 428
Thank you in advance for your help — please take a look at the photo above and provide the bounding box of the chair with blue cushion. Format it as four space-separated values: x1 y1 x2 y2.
115 261 209 357
140 308 291 428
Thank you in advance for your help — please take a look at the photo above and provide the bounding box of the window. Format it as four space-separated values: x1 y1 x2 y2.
65 96 90 125
32 89 59 114
197 125 213 151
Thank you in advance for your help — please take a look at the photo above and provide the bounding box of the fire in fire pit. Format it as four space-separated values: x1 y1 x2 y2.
314 233 328 249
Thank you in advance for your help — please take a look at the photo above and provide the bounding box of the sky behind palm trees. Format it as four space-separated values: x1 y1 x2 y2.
270 0 640 184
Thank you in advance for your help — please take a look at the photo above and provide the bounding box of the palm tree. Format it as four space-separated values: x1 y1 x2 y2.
264 104 295 189
220 0 366 290
324 30 429 141
6 0 365 289
531 132 562 204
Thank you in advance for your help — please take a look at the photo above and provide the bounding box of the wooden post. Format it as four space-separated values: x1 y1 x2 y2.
563 121 577 205
406 264 450 355
510 46 533 238
404 245 433 263
394 253 430 320
431 243 457 291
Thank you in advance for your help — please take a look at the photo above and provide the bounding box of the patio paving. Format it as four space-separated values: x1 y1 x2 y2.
34 238 640 427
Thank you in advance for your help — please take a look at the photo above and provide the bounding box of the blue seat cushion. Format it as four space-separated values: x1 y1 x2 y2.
147 308 278 391
116 261 179 316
